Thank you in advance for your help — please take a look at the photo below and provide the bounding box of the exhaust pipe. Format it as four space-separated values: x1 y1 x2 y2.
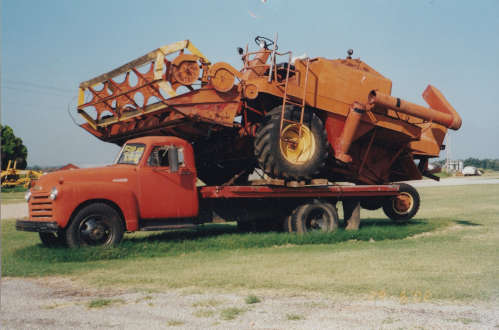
368 85 462 130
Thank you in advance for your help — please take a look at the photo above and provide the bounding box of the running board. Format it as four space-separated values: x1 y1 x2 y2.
139 219 197 231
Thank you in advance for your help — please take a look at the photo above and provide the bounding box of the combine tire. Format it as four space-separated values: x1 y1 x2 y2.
66 203 124 248
382 183 420 222
254 106 328 180
290 201 338 234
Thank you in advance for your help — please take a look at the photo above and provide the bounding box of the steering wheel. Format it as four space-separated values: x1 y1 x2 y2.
254 36 277 50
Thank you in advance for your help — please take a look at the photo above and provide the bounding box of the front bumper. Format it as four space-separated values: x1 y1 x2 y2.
16 219 59 233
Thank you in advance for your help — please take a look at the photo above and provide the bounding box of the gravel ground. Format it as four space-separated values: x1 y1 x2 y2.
1 202 28 220
407 177 499 187
1 277 498 329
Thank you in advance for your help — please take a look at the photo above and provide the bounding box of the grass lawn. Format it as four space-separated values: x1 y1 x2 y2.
2 184 498 302
1 191 26 204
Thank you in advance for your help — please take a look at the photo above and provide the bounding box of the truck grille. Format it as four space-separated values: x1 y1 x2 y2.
29 192 54 221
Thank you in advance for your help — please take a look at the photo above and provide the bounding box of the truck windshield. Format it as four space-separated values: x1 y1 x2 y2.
114 143 145 165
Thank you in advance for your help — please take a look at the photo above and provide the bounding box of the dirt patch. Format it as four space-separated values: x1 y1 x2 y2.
1 277 497 329
407 224 480 240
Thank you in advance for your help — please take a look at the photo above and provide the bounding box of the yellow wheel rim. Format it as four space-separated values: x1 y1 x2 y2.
279 124 316 165
392 192 414 215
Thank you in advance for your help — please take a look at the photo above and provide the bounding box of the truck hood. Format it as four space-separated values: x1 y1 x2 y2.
31 165 136 192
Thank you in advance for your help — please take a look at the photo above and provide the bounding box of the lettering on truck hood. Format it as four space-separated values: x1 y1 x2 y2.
112 178 129 183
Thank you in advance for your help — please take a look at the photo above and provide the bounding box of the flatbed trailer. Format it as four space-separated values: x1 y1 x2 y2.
196 184 401 233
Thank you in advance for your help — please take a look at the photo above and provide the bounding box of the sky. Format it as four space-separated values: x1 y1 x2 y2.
1 0 499 167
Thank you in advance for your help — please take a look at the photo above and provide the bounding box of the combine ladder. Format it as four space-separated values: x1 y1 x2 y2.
277 57 311 141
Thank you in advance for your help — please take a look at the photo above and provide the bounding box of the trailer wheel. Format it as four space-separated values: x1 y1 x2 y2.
382 183 420 222
66 203 124 248
39 231 66 247
291 201 338 234
254 106 328 180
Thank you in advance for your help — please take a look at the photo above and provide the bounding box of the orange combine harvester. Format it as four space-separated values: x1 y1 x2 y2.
77 36 461 186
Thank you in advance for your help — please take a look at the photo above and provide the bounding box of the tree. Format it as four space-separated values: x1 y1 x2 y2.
1 125 28 170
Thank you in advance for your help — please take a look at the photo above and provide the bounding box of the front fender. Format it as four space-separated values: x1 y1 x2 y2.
54 182 140 231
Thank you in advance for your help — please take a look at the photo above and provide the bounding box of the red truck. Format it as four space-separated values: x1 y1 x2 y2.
16 136 419 248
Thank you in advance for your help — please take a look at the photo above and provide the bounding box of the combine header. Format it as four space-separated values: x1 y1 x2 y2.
77 36 461 186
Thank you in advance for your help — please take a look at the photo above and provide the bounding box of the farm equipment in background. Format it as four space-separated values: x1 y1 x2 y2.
1 160 43 188
76 36 461 186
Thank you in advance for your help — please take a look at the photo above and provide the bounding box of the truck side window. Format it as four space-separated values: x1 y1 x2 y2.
147 146 185 167
148 146 169 167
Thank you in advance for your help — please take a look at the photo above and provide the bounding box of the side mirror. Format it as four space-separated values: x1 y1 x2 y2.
237 47 244 55
168 146 179 173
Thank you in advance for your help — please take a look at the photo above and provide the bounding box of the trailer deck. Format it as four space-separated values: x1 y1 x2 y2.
200 184 400 199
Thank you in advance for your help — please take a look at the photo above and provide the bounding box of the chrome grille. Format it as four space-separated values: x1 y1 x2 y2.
29 192 53 220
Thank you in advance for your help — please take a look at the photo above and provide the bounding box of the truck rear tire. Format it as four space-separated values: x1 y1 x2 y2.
283 215 293 233
382 183 420 222
66 203 124 248
290 201 338 234
254 106 328 180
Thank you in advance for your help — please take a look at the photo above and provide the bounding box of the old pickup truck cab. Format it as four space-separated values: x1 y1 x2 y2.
17 136 414 248
17 136 199 247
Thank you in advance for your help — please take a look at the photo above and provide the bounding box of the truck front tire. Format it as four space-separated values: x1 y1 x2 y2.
39 231 66 247
66 203 124 248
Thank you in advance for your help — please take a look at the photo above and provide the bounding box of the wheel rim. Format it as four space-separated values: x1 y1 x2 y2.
305 208 328 231
392 192 414 215
78 215 112 246
279 124 316 165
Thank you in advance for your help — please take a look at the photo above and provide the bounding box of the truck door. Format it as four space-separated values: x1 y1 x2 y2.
138 144 198 219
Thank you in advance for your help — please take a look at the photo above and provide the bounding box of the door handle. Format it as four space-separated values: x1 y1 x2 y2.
180 170 193 175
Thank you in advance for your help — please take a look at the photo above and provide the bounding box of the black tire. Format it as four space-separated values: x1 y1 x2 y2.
360 198 384 211
39 231 66 247
382 183 420 222
254 106 328 180
283 215 293 233
66 203 124 248
290 201 339 234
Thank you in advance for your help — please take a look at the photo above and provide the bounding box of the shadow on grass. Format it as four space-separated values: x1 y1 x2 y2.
12 217 444 264
453 220 481 226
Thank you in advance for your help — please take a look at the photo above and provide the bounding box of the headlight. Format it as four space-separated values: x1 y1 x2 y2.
49 187 58 200
24 191 32 202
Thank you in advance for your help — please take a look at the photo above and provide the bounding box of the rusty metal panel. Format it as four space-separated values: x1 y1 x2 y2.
199 184 399 199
